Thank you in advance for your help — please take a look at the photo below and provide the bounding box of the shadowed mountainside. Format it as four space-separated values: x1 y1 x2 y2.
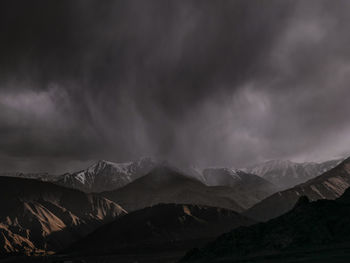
63 203 255 257
102 166 248 212
181 187 350 262
202 168 278 207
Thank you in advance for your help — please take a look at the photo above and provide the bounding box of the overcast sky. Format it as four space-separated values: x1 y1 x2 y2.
1 0 350 173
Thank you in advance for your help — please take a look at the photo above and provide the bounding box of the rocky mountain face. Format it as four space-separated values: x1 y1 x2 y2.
244 159 343 190
244 157 350 221
0 177 126 255
55 157 157 193
182 187 350 262
64 204 255 257
102 166 248 212
202 168 278 206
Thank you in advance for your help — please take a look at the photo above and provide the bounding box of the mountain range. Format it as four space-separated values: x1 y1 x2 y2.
54 159 278 197
1 158 340 202
0 156 349 262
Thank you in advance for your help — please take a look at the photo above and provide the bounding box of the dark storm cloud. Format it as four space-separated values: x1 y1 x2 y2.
0 0 350 173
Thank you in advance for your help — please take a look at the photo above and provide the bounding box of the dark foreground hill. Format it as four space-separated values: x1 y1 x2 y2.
244 157 350 221
62 204 255 260
181 187 350 262
0 177 126 256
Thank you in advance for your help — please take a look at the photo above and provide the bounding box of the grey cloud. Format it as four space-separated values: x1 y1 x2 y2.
0 0 350 173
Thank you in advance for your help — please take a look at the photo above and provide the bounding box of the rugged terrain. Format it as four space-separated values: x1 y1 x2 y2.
181 187 350 262
0 177 126 255
244 157 350 221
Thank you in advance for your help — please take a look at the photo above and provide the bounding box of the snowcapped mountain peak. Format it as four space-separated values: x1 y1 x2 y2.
56 157 158 193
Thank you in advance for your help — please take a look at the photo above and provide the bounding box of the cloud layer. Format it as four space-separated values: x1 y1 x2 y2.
1 0 350 173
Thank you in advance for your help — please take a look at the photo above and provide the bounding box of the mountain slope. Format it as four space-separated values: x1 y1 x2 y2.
181 188 350 262
55 158 157 192
244 159 342 190
244 157 350 221
0 177 126 255
65 204 255 257
102 166 246 212
202 168 278 206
